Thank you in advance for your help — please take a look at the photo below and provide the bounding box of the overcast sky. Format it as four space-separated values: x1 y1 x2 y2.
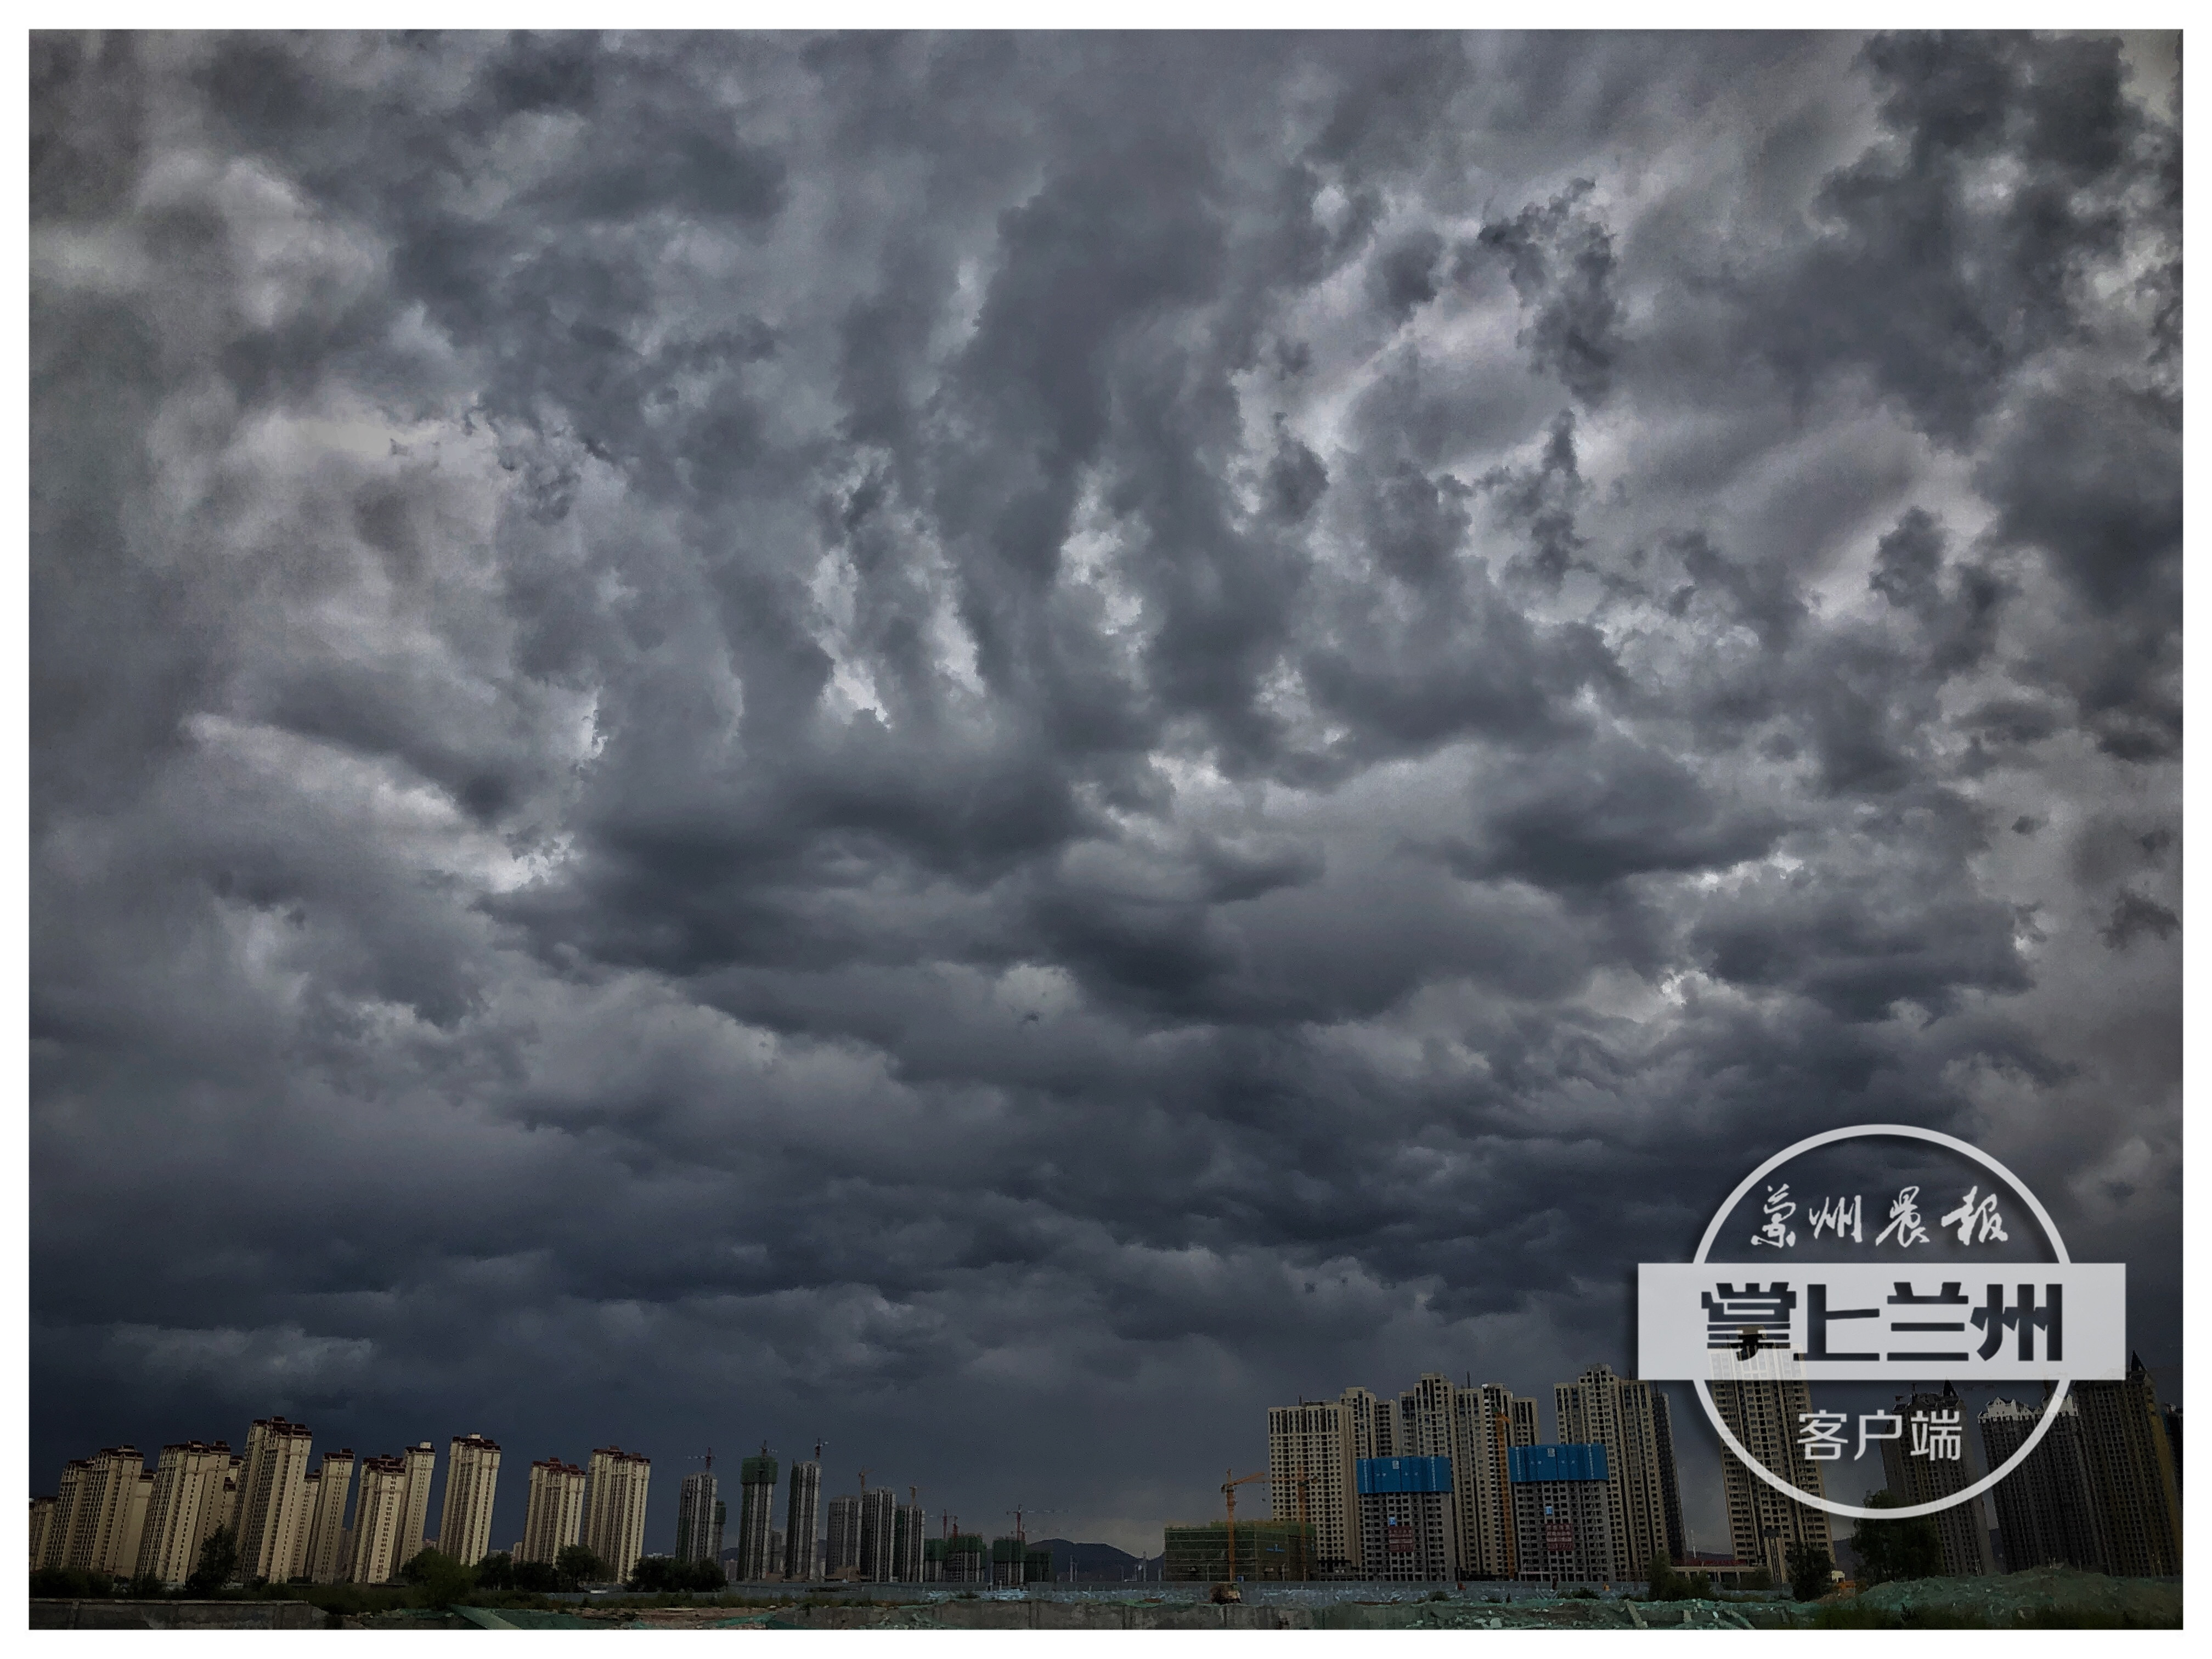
31 31 2180 1560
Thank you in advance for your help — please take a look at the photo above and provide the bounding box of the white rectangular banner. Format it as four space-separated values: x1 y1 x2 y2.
1638 1262 2126 1382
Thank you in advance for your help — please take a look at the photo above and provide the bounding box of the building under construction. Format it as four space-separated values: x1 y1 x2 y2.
989 1536 1052 1584
1161 1520 1318 1582
934 1533 988 1583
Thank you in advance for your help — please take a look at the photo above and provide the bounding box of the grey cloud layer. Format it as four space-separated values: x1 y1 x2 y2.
31 31 2179 1550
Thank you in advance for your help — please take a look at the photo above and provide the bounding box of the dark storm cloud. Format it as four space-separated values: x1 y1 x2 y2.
32 30 2179 1553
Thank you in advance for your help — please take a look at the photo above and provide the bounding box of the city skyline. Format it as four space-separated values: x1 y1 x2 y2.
30 30 2182 1565
43 1350 2180 1576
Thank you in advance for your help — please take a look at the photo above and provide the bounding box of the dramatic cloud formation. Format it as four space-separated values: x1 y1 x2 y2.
32 31 2179 1553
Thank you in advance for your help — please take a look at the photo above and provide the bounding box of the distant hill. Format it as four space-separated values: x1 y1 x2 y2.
1036 1539 1164 1582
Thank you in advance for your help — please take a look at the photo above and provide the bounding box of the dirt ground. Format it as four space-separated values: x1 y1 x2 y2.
344 1566 2179 1631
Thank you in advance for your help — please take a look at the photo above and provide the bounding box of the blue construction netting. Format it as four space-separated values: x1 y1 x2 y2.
1353 1455 1453 1494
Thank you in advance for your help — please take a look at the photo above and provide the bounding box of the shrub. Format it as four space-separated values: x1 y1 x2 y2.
32 1565 116 1599
626 1554 729 1594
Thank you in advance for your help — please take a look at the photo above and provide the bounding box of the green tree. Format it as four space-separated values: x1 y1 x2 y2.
475 1551 516 1592
185 1526 238 1595
512 1558 562 1594
1850 1491 1944 1585
1786 1540 1834 1600
627 1555 677 1593
398 1548 477 1609
681 1557 725 1601
1646 1554 1688 1601
555 1542 608 1592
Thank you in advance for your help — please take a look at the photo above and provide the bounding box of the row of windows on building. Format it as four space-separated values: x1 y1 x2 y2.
1226 1356 2181 1587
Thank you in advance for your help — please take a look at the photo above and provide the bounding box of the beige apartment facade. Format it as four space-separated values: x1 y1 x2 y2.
56 1447 148 1576
438 1434 503 1566
41 1462 87 1570
396 1442 438 1566
302 1450 357 1583
347 1455 410 1584
582 1446 651 1581
236 1417 317 1584
1267 1398 1352 1576
522 1458 589 1564
1555 1365 1672 1581
1453 1382 1538 1579
30 1496 58 1570
134 1441 234 1587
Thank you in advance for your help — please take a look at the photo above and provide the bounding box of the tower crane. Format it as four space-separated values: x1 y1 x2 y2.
1220 1469 1266 1584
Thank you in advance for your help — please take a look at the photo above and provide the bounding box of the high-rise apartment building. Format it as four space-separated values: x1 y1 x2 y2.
56 1449 153 1581
676 1464 720 1566
1340 1386 1392 1461
1555 1366 1673 1581
1396 1374 1457 1458
2073 1356 2183 1577
1980 1393 2108 1572
1355 1455 1457 1581
895 1499 925 1582
438 1435 502 1566
1649 1389 1686 1564
134 1441 233 1588
581 1447 651 1582
220 1454 244 1533
121 1467 155 1579
59 1447 150 1578
520 1459 588 1565
41 1460 87 1570
236 1417 317 1584
1709 1370 1835 1580
1878 1386 1992 1577
733 1449 778 1579
396 1442 437 1567
300 1471 320 1565
783 1455 822 1582
825 1493 861 1577
1508 1443 1617 1585
1452 1382 1537 1579
31 1496 59 1570
302 1451 356 1583
1268 1400 1353 1577
348 1456 411 1585
858 1485 896 1581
